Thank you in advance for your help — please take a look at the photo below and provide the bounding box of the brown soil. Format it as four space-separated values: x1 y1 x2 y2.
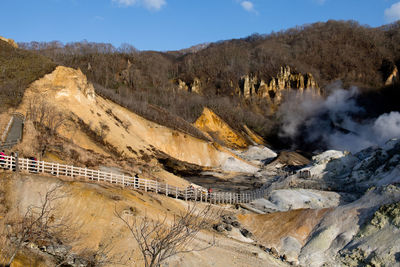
238 208 330 247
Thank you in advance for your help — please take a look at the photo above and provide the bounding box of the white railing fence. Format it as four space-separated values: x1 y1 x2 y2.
0 155 268 205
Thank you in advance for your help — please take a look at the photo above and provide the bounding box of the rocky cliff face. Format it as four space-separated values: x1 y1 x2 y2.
238 66 320 104
28 66 96 101
177 66 320 108
194 107 249 149
177 78 202 94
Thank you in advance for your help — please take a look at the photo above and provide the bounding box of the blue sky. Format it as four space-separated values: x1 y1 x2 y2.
2 0 400 51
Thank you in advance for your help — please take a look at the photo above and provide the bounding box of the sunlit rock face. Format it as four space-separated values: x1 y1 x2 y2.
177 77 202 94
176 66 319 109
238 66 320 106
194 107 249 149
385 65 398 86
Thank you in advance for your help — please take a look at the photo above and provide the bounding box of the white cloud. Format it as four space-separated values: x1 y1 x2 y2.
385 2 400 22
112 0 166 11
241 1 255 12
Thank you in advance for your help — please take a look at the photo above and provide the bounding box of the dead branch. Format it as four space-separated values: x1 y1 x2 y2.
115 203 220 267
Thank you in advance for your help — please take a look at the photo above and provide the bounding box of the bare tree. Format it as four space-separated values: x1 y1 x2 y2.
26 98 68 157
0 183 67 266
0 182 124 267
26 98 67 135
115 203 219 267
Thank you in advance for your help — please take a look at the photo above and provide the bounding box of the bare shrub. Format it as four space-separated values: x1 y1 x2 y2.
0 183 68 266
97 121 110 139
26 98 68 157
26 98 67 135
0 182 123 267
115 203 219 267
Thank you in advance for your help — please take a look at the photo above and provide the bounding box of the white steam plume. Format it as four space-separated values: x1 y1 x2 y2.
277 83 400 153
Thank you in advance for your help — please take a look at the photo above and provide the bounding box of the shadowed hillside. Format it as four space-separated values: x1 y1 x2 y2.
0 39 56 111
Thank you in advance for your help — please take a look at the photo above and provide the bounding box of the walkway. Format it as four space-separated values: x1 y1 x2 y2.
0 155 269 205
0 113 24 149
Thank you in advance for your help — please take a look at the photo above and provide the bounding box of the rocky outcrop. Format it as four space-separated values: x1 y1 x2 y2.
177 78 202 94
238 66 320 104
191 77 202 94
26 66 96 101
385 65 398 86
0 36 18 48
337 202 400 267
243 125 265 145
194 107 249 149
176 66 319 107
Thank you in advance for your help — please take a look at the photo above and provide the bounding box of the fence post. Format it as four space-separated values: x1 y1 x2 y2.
8 156 12 171
155 181 158 194
175 187 178 199
165 184 168 196
15 153 19 173
145 180 147 192
122 174 125 187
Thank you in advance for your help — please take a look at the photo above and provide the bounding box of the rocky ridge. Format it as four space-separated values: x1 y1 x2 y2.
0 36 18 48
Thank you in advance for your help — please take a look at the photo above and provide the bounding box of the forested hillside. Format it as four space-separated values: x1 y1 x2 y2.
0 40 56 111
14 20 400 148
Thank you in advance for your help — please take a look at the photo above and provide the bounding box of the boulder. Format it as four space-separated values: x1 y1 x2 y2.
270 247 279 258
224 224 233 231
240 228 252 238
232 221 241 228
213 223 226 233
